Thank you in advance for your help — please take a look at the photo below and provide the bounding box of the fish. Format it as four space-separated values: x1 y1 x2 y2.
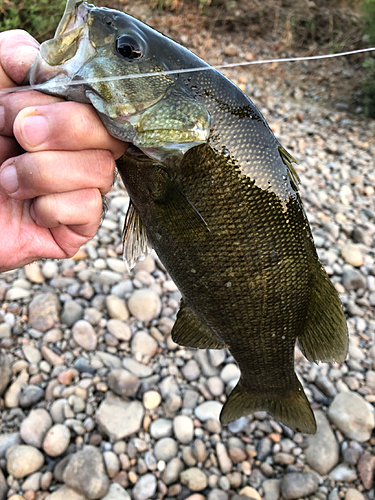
28 0 348 434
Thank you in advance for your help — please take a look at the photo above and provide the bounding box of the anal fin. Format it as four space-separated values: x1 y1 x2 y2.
220 377 317 434
172 300 226 350
298 264 348 363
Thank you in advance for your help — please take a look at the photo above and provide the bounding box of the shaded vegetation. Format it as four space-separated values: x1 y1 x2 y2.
362 0 375 117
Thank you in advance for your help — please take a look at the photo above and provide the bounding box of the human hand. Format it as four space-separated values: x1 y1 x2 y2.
0 30 127 273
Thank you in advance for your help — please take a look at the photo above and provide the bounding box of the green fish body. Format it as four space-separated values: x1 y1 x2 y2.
29 0 348 433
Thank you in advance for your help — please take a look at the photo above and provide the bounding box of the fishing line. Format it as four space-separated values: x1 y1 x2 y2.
1 46 375 94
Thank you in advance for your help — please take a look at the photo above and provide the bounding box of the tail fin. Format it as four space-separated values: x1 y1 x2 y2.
220 378 316 434
298 264 348 363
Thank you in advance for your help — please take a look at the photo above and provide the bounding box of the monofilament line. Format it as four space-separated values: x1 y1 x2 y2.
2 46 375 94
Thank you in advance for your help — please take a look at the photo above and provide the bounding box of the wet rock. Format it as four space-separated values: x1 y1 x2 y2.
328 391 375 442
43 424 71 457
63 445 109 499
128 289 161 322
72 320 97 351
6 445 44 478
180 468 208 491
280 472 319 500
20 408 52 448
305 410 339 474
132 473 157 500
96 393 144 441
28 292 60 332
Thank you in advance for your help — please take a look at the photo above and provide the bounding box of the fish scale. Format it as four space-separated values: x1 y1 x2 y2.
29 0 348 433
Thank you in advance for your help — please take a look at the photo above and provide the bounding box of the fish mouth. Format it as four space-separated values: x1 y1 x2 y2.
28 0 96 89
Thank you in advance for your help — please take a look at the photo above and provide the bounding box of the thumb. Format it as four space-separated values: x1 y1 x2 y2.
0 30 40 86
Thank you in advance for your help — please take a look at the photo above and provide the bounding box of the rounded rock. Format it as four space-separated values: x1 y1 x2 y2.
131 331 158 358
149 419 173 439
72 320 97 351
133 473 157 500
6 445 44 478
143 390 161 409
20 408 53 448
305 410 339 475
173 415 194 444
280 472 319 500
194 401 223 422
180 468 208 491
128 289 161 322
328 391 375 442
108 369 140 398
43 424 71 457
154 437 178 462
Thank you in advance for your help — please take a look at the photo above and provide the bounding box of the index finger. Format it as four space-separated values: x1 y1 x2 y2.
0 30 40 87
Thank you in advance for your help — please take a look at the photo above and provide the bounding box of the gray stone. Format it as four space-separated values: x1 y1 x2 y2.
19 385 45 408
101 483 131 500
4 370 28 407
182 359 201 381
328 391 375 442
28 292 60 332
216 442 232 474
103 451 120 478
162 457 184 485
305 410 339 475
22 471 42 491
72 320 97 351
0 468 7 500
263 479 280 500
122 358 153 378
132 473 157 500
173 415 194 444
63 445 109 499
107 369 140 397
280 473 319 500
46 486 87 500
342 267 367 291
22 345 42 364
194 401 223 421
43 424 71 457
6 445 44 478
0 433 20 458
0 351 11 396
20 408 52 448
105 295 129 321
96 393 144 441
60 301 83 327
107 319 131 341
154 437 178 462
128 289 161 322
0 324 11 339
149 419 173 439
6 286 30 300
131 330 158 358
180 467 208 491
328 464 357 482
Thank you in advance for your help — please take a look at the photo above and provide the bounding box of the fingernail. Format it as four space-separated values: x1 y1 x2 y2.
0 106 4 131
0 163 18 193
21 115 49 147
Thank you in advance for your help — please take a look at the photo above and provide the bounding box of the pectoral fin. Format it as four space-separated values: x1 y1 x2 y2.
220 377 316 434
150 167 210 236
172 300 226 349
123 201 152 270
298 264 348 363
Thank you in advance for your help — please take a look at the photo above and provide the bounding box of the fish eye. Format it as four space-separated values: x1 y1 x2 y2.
115 35 143 60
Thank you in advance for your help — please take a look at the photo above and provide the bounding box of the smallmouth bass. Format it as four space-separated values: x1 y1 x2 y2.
29 0 348 433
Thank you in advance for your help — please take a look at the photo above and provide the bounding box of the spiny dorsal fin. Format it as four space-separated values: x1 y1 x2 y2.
172 299 226 350
123 200 152 270
298 264 348 363
220 377 316 434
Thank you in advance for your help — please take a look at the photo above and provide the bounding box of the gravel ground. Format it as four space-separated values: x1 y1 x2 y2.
0 36 374 500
